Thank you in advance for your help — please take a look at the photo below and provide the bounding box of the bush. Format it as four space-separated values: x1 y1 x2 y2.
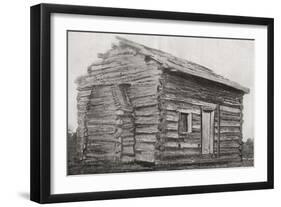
67 130 77 163
242 138 254 158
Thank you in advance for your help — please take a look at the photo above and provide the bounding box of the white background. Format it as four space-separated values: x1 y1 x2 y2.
0 0 279 206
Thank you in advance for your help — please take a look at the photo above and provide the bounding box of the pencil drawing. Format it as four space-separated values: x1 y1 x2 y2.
67 33 254 175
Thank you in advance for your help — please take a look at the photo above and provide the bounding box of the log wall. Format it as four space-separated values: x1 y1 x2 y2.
157 72 244 164
76 48 162 163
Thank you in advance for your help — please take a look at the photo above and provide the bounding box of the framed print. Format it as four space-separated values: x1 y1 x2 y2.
30 3 274 203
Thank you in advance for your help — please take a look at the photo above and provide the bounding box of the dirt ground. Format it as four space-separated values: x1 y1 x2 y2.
68 158 254 175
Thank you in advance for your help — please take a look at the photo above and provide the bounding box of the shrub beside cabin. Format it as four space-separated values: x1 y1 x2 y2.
75 37 249 166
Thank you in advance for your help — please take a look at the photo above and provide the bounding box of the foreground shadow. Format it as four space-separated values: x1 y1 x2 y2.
18 192 29 200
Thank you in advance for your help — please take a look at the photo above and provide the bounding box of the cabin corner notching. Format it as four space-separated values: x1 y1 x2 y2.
75 36 249 169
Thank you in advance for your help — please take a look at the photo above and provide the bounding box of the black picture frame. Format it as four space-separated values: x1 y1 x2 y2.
30 3 274 204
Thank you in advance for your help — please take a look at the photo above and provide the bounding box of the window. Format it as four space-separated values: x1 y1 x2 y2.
119 87 130 106
179 112 192 133
117 84 131 106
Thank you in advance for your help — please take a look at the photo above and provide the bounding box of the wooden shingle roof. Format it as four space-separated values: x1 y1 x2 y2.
116 36 250 94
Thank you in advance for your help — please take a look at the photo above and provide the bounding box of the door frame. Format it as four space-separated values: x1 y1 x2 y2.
201 107 215 155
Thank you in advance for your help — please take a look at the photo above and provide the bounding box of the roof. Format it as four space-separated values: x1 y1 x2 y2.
115 36 250 93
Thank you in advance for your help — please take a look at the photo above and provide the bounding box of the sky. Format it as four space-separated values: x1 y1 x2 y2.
68 31 255 141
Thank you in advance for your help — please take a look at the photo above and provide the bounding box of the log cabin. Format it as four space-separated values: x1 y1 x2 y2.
74 36 250 167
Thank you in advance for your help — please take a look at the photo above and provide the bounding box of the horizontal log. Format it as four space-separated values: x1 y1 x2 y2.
133 101 158 108
87 65 155 81
163 142 179 148
135 115 160 124
164 142 199 149
218 154 241 160
219 120 241 127
166 122 178 130
220 110 241 117
129 85 157 99
130 92 158 101
89 101 115 108
122 139 134 146
219 126 241 133
177 107 201 115
122 135 134 141
77 105 88 111
135 151 155 163
219 135 241 141
166 113 179 122
135 134 157 143
98 51 141 62
87 125 116 134
180 142 200 148
89 61 125 72
161 149 201 158
134 105 159 116
86 148 120 156
179 132 201 140
122 146 135 155
131 95 158 106
87 135 120 143
115 110 133 116
161 136 200 143
219 148 241 154
89 94 115 102
220 141 241 148
121 130 134 138
192 124 200 130
219 132 242 137
165 131 179 139
89 104 117 112
164 110 200 124
86 143 119 154
135 125 158 133
87 140 118 147
87 85 113 94
77 89 92 97
220 105 241 113
135 143 155 151
85 153 120 159
85 113 117 119
87 119 121 126
160 99 205 112
119 123 134 130
220 115 241 121
192 114 201 121
121 155 135 162
87 132 117 138
132 77 161 85
93 52 136 64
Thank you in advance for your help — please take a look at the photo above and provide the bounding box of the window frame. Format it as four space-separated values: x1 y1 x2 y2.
179 111 192 134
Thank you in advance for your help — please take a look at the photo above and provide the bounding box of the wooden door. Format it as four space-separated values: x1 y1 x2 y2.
202 110 214 154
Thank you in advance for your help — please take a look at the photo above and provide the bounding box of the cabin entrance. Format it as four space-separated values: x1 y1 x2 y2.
201 109 214 154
